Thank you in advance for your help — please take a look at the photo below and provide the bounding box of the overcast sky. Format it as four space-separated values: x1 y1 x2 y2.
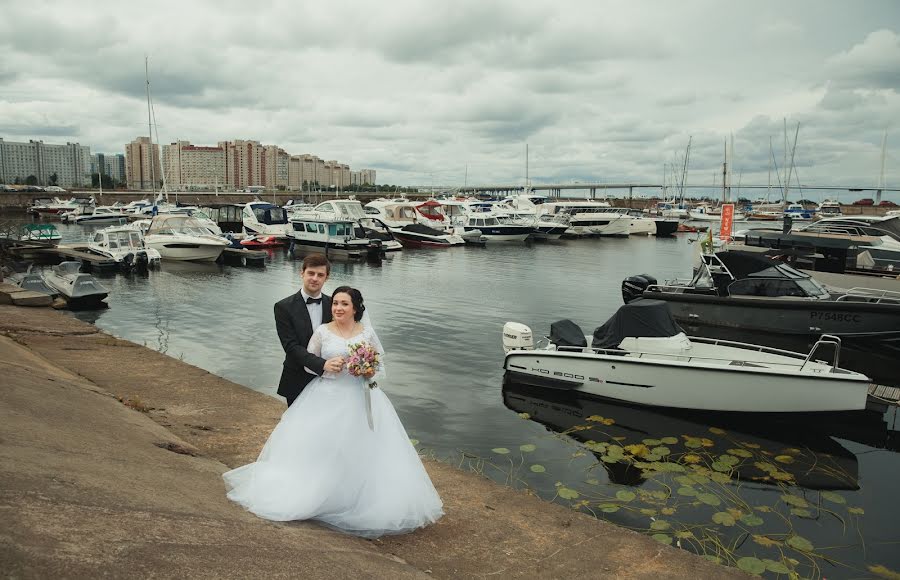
1 0 898 197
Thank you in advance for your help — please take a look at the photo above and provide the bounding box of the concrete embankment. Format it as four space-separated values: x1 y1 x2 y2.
0 305 746 579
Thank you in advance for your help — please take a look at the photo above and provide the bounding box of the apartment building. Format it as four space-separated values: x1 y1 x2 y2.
261 145 289 189
219 139 264 189
125 137 162 190
91 153 127 183
162 141 226 189
0 138 91 187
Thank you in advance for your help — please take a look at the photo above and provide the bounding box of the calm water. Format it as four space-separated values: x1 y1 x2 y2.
7 215 900 579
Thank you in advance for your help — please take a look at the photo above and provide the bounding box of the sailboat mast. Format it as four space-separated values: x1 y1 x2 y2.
722 139 727 204
876 130 887 205
145 56 156 193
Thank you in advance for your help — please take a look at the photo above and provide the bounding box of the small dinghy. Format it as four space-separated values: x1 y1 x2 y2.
43 261 109 309
502 299 871 413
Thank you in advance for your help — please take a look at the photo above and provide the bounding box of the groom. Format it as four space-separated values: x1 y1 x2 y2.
274 254 345 407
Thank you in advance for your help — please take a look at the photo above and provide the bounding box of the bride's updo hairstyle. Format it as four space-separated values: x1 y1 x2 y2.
332 286 365 322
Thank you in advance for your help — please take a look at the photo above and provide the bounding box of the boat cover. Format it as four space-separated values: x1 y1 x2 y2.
714 251 781 279
591 299 683 349
401 223 446 236
549 320 587 349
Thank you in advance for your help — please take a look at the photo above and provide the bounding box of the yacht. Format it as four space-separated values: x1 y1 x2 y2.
493 196 569 240
817 199 843 218
143 214 230 262
242 201 290 237
536 201 631 237
73 206 129 225
303 199 403 251
366 200 467 246
459 212 533 242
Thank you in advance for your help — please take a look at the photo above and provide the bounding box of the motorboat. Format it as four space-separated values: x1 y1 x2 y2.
287 210 386 259
19 223 61 246
242 201 290 237
493 196 569 240
88 224 161 270
355 218 403 252
502 299 871 412
783 203 814 221
239 235 286 249
795 215 900 271
143 214 230 262
459 212 533 242
536 201 632 237
817 199 843 218
621 251 900 378
73 206 129 225
43 261 109 309
689 203 747 222
603 207 679 236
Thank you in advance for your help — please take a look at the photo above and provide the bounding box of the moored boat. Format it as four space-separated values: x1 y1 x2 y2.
502 300 871 413
43 261 109 309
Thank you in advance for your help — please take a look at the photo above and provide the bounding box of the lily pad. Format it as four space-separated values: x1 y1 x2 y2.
651 533 672 545
682 453 702 464
709 472 732 484
821 491 846 504
762 559 791 574
711 461 733 473
585 478 600 486
740 514 764 526
529 464 546 473
780 494 809 508
598 503 620 513
519 444 537 452
677 486 698 497
600 455 619 464
650 520 671 531
849 506 865 515
616 490 637 502
774 454 795 464
790 508 813 518
675 530 695 539
717 454 739 466
491 447 511 454
737 557 766 575
650 490 668 500
661 436 679 445
786 535 814 552
697 492 721 506
689 473 711 484
557 487 579 500
642 438 662 446
868 564 900 579
640 508 658 516
727 448 753 458
712 512 736 526
661 507 676 515
752 534 780 548
709 427 726 435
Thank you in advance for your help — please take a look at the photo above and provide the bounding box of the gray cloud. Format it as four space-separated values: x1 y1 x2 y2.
0 0 898 195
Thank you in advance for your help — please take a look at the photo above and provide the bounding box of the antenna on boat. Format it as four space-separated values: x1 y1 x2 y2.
876 129 888 205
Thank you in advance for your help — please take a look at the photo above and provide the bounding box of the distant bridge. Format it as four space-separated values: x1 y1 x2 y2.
412 183 900 201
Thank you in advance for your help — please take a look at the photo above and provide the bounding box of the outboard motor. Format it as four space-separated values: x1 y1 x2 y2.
621 274 657 304
134 251 150 272
502 322 533 353
122 252 136 271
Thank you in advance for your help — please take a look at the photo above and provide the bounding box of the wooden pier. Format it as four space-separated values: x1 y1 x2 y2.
868 384 900 412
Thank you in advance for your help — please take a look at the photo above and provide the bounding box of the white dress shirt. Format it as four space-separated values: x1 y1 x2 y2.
300 289 324 330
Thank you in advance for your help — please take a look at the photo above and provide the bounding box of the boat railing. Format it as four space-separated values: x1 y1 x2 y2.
834 287 900 304
799 335 842 372
551 341 826 372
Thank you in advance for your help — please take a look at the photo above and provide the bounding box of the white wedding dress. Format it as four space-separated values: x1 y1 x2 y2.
223 323 443 538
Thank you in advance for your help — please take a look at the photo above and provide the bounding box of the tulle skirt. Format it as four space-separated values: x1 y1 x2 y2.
223 375 443 538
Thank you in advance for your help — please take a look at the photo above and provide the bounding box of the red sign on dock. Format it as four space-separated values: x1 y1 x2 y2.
719 203 735 241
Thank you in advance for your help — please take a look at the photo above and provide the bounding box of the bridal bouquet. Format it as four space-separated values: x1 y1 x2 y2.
347 340 380 388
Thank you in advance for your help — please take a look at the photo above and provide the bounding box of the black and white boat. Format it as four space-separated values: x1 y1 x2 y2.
460 212 533 242
88 224 161 270
242 201 290 237
502 300 871 413
43 261 109 309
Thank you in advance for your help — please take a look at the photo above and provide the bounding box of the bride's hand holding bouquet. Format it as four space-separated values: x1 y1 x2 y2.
347 341 380 388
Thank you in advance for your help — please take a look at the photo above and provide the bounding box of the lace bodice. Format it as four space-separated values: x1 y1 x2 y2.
308 323 385 380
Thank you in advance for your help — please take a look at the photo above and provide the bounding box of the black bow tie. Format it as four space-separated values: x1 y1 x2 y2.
305 296 322 304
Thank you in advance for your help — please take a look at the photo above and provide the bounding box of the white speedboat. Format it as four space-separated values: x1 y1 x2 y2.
502 299 871 413
287 210 387 259
242 201 290 237
88 224 161 269
143 214 230 262
43 261 109 309
74 206 129 225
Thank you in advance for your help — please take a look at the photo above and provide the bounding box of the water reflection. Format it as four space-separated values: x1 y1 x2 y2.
502 380 900 491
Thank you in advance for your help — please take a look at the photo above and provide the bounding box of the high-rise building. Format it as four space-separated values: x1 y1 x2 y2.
261 145 289 189
125 137 162 190
360 169 377 185
0 138 91 187
162 141 226 190
220 139 263 189
90 153 126 184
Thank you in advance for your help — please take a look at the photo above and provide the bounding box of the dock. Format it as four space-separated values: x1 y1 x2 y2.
868 383 900 412
220 246 267 266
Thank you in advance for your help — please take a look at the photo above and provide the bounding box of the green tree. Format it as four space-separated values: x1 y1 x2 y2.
49 173 58 186
25 175 38 186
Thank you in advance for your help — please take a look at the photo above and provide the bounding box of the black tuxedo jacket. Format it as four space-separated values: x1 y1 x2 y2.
274 291 333 402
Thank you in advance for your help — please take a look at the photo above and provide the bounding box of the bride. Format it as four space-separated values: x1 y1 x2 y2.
223 286 443 537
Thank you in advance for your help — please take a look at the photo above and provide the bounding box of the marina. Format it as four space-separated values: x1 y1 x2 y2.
2 207 899 578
